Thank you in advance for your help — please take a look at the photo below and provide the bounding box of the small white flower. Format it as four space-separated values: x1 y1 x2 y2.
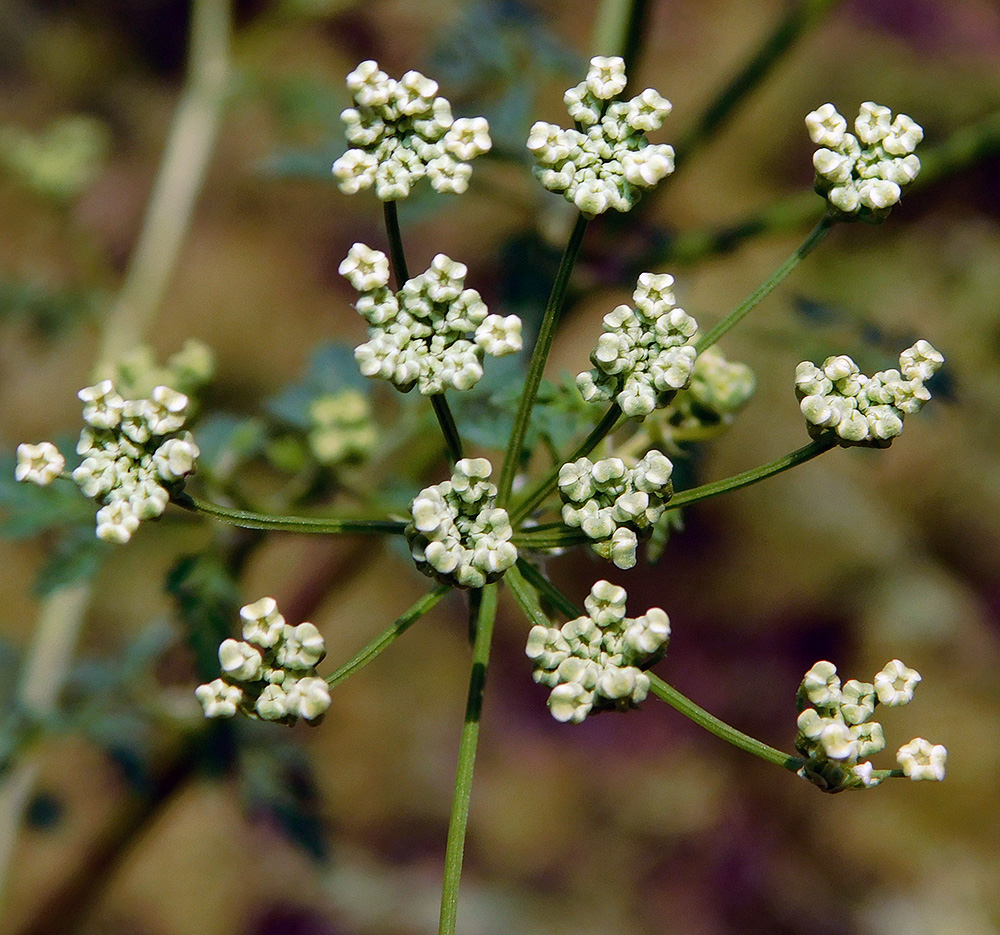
801 660 841 708
147 385 188 434
339 243 391 292
240 596 286 647
78 380 125 429
15 442 65 485
195 678 242 718
276 622 327 670
874 659 921 706
896 737 947 781
805 103 848 148
548 681 594 724
152 435 199 482
444 117 492 161
255 684 289 721
219 638 264 682
586 56 628 99
95 499 141 544
285 676 332 721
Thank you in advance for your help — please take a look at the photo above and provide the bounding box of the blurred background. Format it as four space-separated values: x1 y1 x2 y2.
1 1 999 933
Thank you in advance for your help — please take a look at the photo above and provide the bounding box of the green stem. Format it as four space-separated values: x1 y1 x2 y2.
498 214 589 506
431 393 464 465
648 674 802 771
509 561 581 623
674 0 843 169
172 491 407 535
666 437 836 511
510 402 623 525
695 213 835 354
327 586 449 689
438 583 499 935
383 200 410 286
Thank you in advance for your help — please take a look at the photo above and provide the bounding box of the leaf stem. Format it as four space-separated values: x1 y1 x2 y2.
666 437 836 511
694 213 836 354
498 214 589 505
438 583 499 935
510 402 623 525
648 674 802 771
327 586 449 690
172 491 407 535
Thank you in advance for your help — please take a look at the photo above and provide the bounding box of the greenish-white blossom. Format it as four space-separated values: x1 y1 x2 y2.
558 450 674 569
332 60 492 200
576 273 698 418
795 340 943 447
406 458 516 589
526 579 670 723
528 56 674 217
342 244 522 395
807 101 922 222
195 597 331 725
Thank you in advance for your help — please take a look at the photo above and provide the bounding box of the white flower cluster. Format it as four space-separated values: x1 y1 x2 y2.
807 101 923 221
406 458 517 589
16 380 200 544
525 579 670 724
341 243 522 395
576 273 698 419
558 450 673 570
795 658 946 792
331 60 492 200
195 597 331 724
795 340 944 447
527 56 675 217
308 389 377 466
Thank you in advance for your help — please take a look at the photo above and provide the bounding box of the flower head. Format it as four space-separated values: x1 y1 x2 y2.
332 61 491 200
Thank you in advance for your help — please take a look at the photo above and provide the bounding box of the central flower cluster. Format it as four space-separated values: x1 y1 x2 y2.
195 597 332 724
406 458 517 589
332 60 492 200
807 101 922 221
527 56 674 217
576 272 699 418
795 658 945 791
795 340 944 447
340 244 522 395
526 580 670 723
558 450 674 570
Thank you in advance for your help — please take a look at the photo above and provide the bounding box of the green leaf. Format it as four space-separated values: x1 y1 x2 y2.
0 448 93 539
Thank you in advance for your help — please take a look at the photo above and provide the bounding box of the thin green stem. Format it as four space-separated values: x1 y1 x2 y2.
510 402 623 525
666 437 836 511
172 491 407 535
512 529 590 550
498 214 589 506
511 560 582 621
382 200 410 286
695 213 836 354
648 674 802 771
438 583 499 935
327 586 449 690
674 0 842 169
431 393 464 465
